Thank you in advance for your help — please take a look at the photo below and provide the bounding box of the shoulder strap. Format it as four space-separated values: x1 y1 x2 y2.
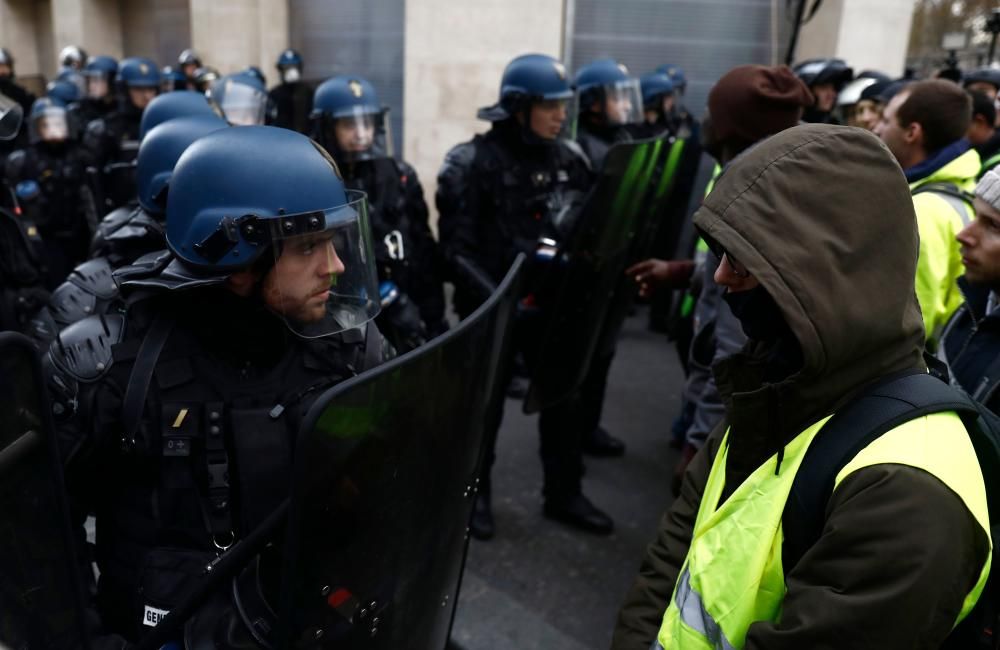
783 371 978 571
363 320 381 371
121 312 175 449
912 181 974 227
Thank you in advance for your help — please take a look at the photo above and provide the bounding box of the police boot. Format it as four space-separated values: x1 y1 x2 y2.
470 488 495 541
582 426 626 457
543 493 614 536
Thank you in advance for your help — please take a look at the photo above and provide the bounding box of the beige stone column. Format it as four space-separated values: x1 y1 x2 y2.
0 0 42 76
50 0 123 74
403 0 566 231
795 0 916 76
189 0 288 76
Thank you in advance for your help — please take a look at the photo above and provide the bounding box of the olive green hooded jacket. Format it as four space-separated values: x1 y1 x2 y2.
612 124 990 650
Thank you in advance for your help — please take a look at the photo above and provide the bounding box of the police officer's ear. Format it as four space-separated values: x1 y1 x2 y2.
226 269 258 297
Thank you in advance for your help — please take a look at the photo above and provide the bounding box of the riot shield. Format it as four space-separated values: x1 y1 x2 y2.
0 332 89 649
524 136 680 413
273 256 525 649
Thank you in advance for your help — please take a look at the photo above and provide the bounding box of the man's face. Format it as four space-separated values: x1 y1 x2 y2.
874 90 919 167
957 198 1000 287
128 86 157 110
0 63 11 80
87 76 109 100
529 99 567 140
811 82 837 112
334 116 375 152
604 90 634 125
182 63 198 80
662 94 675 115
967 81 998 102
850 99 882 131
37 113 68 143
261 231 346 323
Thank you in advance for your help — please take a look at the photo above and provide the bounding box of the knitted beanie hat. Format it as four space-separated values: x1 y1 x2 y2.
708 64 815 144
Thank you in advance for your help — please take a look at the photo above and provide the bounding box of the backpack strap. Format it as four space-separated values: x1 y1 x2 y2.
783 371 979 571
912 181 974 227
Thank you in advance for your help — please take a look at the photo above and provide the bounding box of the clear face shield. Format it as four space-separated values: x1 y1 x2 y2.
324 107 394 162
601 79 643 126
258 189 380 338
85 72 110 100
0 93 23 141
31 107 69 143
211 79 269 126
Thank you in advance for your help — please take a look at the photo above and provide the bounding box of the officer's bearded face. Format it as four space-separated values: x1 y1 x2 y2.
528 99 567 140
261 233 346 323
958 198 1000 288
129 87 157 110
334 116 375 152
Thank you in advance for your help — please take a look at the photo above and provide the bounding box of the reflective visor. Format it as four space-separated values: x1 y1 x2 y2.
213 80 268 126
0 93 23 141
34 107 68 142
263 190 379 338
323 107 394 162
603 79 643 126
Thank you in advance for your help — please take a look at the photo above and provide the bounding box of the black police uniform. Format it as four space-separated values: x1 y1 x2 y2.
575 117 631 172
437 118 597 509
268 81 313 134
5 140 95 285
46 257 388 644
72 97 115 134
0 204 51 332
340 157 447 349
83 104 142 211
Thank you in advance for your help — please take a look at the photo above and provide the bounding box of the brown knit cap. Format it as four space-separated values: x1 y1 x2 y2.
708 64 814 144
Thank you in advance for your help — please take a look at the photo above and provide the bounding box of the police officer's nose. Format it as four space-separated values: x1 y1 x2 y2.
320 240 346 276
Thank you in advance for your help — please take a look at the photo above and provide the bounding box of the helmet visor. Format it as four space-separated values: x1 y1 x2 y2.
87 74 110 99
0 93 23 141
602 79 643 126
323 107 393 162
32 107 68 143
264 190 380 338
212 80 269 126
530 97 575 142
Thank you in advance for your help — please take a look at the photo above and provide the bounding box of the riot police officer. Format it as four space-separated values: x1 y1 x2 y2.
178 48 202 83
657 64 697 138
29 114 231 347
313 74 446 351
46 125 388 646
160 65 188 93
208 71 271 126
58 45 88 74
574 58 642 170
636 70 676 138
75 55 119 126
0 47 36 165
5 97 94 285
437 53 614 538
793 58 854 124
269 48 313 133
84 56 160 210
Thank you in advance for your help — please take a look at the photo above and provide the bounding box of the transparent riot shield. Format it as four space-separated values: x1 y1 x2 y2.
273 256 525 649
0 332 90 649
524 137 675 413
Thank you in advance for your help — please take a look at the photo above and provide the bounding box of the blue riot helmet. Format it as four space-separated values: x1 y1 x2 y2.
119 57 161 111
640 71 674 112
276 48 303 84
575 58 643 126
136 114 228 215
657 64 687 96
311 75 392 162
160 66 188 93
208 72 269 126
28 97 70 144
478 53 573 124
83 55 118 100
46 79 81 106
244 65 267 87
139 90 217 140
166 126 380 337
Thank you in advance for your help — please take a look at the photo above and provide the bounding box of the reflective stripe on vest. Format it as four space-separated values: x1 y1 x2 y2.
657 412 990 649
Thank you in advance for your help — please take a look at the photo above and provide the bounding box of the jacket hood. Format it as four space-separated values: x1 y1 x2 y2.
693 124 925 473
908 144 980 189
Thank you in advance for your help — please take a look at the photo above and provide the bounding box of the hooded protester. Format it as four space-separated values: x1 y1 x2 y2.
612 124 990 649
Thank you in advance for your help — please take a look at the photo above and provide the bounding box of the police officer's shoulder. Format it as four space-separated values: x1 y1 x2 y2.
441 140 478 171
96 204 138 238
560 138 594 172
85 117 106 138
48 313 126 383
4 148 27 178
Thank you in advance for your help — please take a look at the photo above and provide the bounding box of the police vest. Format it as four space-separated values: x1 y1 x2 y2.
655 413 991 649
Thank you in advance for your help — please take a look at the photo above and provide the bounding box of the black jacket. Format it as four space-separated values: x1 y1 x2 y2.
939 277 1000 412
